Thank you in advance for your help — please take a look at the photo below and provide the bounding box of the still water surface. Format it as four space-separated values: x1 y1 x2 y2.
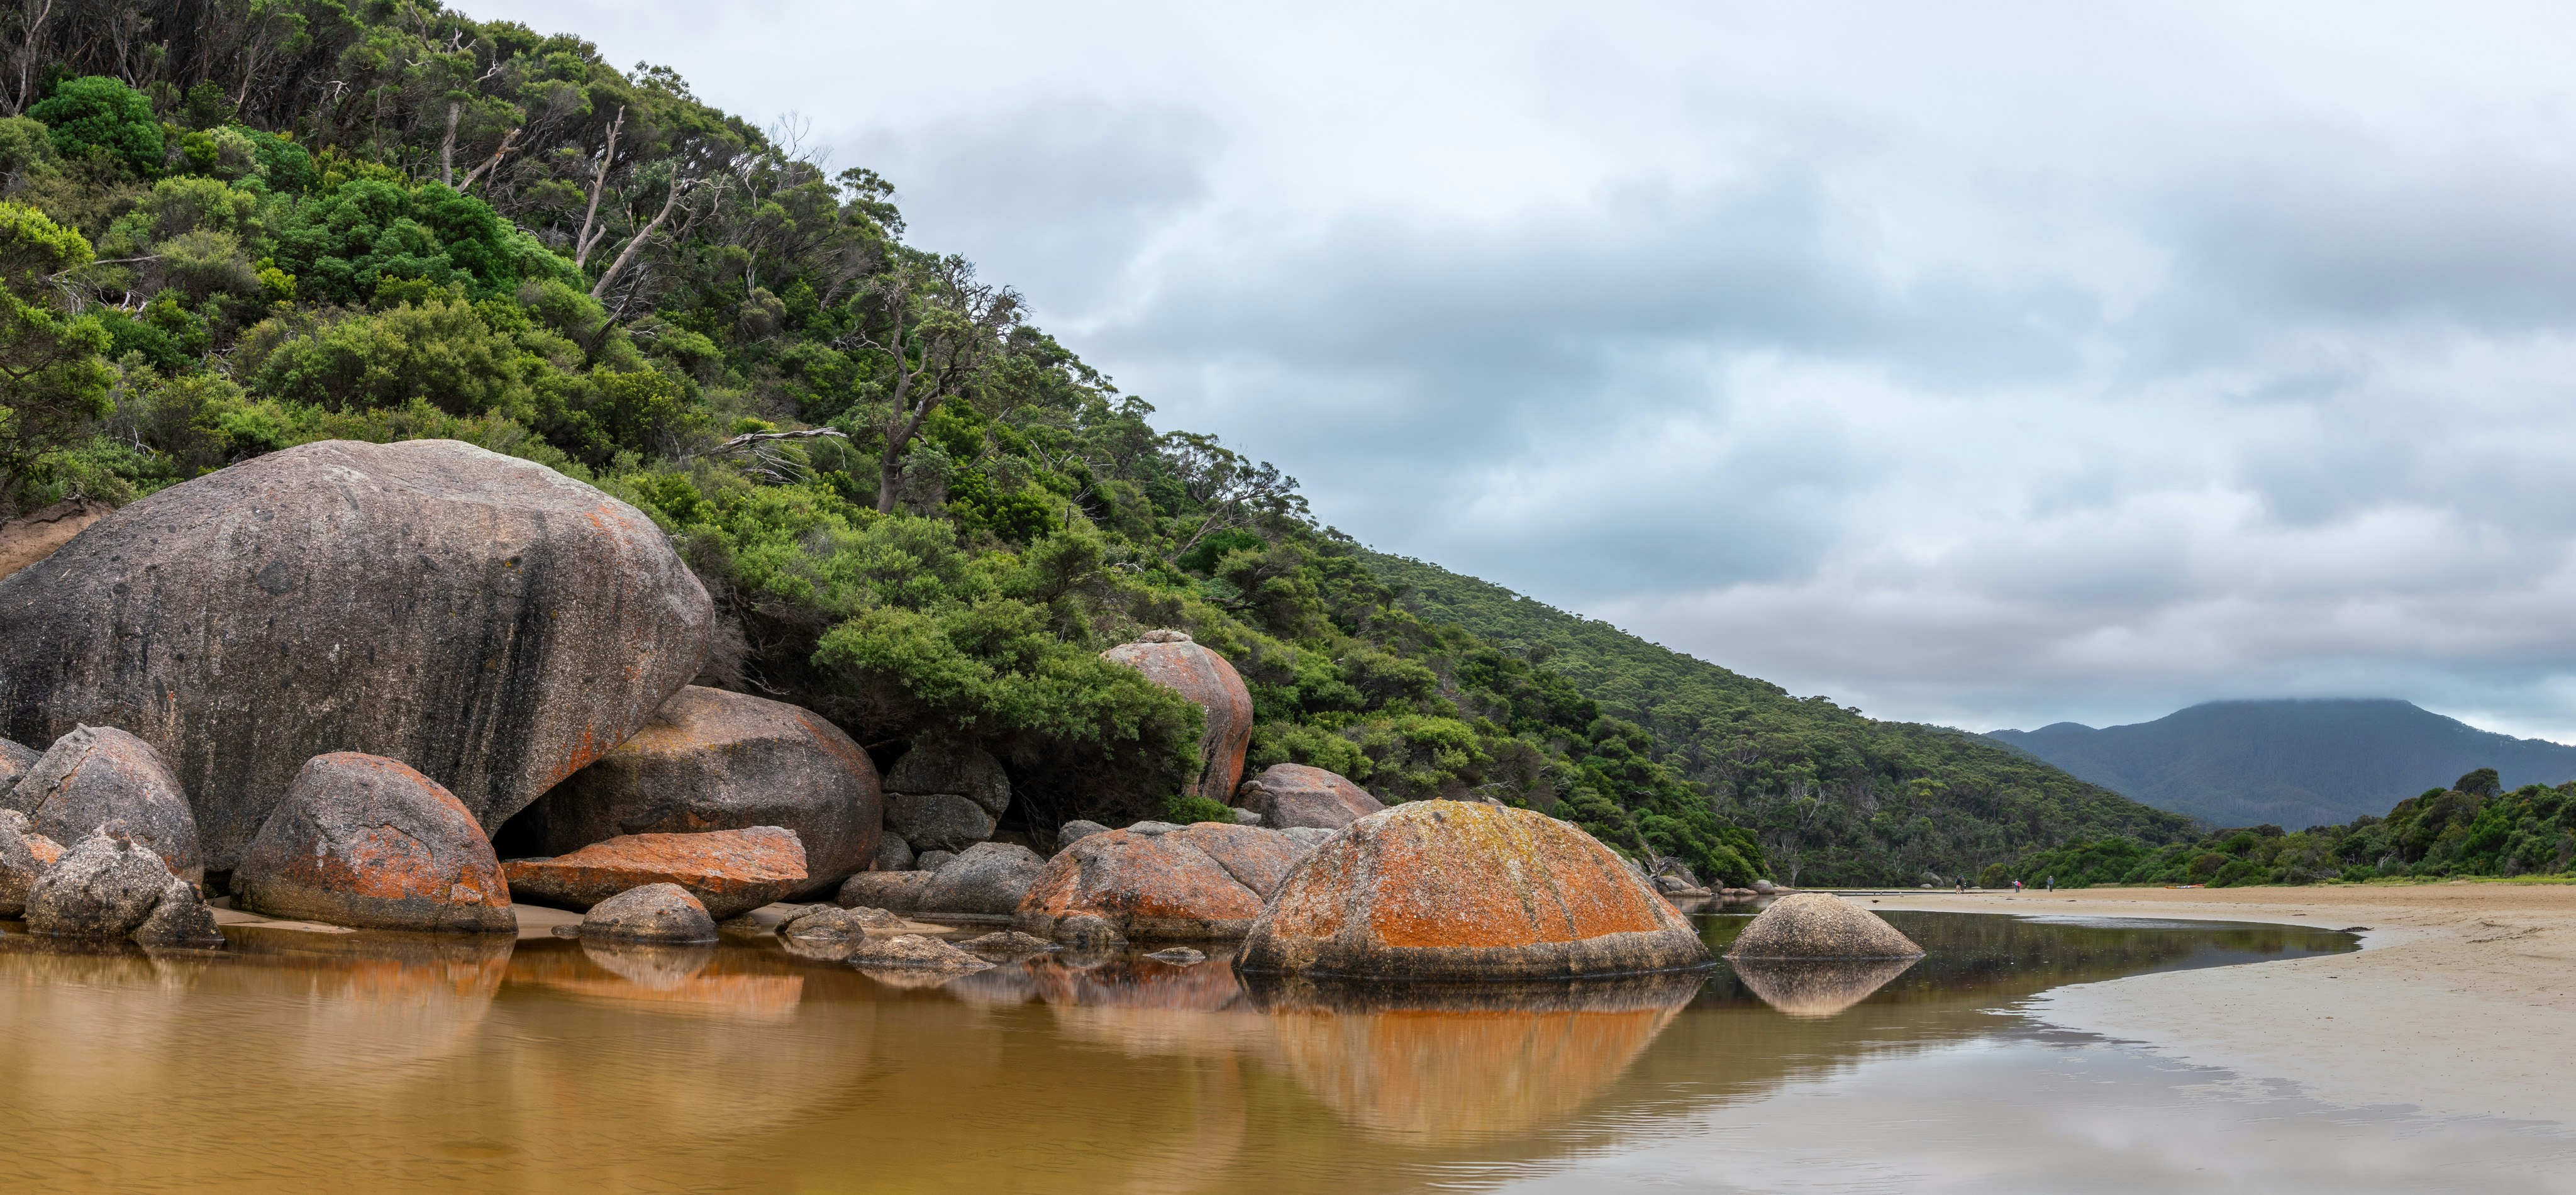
0 909 2563 1192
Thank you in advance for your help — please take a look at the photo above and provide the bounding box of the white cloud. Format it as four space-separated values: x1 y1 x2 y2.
470 0 2576 740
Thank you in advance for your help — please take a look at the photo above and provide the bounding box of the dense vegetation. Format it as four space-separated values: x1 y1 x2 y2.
2000 768 2576 887
0 0 2197 887
1363 555 2197 884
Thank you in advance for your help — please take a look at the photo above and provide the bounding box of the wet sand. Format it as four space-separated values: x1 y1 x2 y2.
1863 883 2576 1123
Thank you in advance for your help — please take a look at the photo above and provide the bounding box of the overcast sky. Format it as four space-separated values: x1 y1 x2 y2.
484 0 2576 740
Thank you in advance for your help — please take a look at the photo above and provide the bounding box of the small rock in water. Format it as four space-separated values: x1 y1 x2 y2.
1752 879 1778 894
780 905 904 940
847 933 994 972
578 883 719 944
1053 913 1127 949
958 930 1058 958
1725 892 1923 960
132 876 225 948
1143 947 1206 965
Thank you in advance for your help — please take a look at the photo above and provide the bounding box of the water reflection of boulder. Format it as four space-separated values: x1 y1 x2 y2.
1030 952 1267 1057
1241 970 1699 1143
1728 956 1919 1017
511 938 802 1020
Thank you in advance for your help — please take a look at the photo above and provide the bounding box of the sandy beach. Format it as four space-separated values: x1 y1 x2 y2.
1862 884 2576 1124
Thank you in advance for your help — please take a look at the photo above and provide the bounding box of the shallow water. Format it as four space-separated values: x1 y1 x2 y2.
0 909 2563 1192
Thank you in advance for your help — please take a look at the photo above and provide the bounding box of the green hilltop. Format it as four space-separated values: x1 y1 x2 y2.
0 0 2185 886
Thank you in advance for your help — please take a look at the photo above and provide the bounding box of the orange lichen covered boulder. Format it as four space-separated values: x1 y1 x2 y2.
0 439 713 871
1238 801 1711 980
231 752 514 933
502 686 882 899
1016 822 1309 942
1101 630 1253 805
505 826 806 919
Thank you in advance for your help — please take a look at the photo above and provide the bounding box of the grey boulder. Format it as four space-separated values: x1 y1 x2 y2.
1235 763 1384 830
838 870 935 913
1726 892 1923 960
0 811 47 916
133 875 224 947
0 737 36 792
1054 820 1108 853
502 686 882 899
916 842 1045 917
872 833 914 872
579 883 718 943
25 831 204 941
884 736 1011 817
886 792 994 853
0 439 713 870
916 849 957 874
3 726 202 882
782 904 904 940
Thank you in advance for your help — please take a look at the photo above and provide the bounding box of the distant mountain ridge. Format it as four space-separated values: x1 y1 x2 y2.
1985 699 2576 829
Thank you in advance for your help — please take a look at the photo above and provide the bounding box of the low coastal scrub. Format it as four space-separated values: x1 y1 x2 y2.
1997 769 2576 887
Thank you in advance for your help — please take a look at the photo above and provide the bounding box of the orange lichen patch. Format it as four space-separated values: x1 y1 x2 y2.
1358 804 1671 949
23 835 62 867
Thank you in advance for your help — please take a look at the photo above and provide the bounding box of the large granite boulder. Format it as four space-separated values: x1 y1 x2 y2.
1236 763 1384 830
3 725 203 882
502 686 881 899
25 830 221 945
1724 892 1924 960
504 826 805 919
916 842 1046 917
0 439 714 870
1102 630 1253 805
577 882 718 943
1016 821 1311 942
836 870 934 913
0 496 111 582
1238 801 1711 980
231 753 514 933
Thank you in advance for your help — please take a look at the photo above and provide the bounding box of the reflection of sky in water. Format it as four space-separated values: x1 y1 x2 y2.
1477 1028 2576 1194
0 913 2563 1192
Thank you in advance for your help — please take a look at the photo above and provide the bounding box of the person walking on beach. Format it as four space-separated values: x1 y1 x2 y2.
2047 875 2055 892
2012 878 2023 894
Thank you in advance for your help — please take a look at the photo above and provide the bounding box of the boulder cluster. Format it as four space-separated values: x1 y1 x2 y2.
0 438 1748 984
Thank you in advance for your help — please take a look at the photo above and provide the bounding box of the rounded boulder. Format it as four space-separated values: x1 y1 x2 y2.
231 752 514 933
579 883 718 943
1102 630 1253 806
1724 892 1924 960
1016 821 1311 942
1238 801 1712 980
503 826 806 920
502 686 881 899
24 831 182 939
3 725 203 882
0 439 713 870
1236 763 1385 830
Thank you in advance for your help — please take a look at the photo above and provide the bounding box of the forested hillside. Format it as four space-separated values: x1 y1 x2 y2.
0 0 2165 886
1363 554 2196 884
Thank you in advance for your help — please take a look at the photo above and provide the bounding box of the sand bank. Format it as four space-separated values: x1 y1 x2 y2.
1862 884 2576 1124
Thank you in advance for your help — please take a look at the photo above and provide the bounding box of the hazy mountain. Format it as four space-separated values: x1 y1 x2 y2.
1985 699 2576 829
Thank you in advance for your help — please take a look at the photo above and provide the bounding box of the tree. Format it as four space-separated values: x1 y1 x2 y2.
0 201 112 513
26 75 161 177
845 256 1021 513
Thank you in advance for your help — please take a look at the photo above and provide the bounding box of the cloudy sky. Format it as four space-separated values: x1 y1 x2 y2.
486 0 2576 740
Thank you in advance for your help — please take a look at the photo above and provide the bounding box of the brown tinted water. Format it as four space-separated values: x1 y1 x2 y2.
0 909 2559 1193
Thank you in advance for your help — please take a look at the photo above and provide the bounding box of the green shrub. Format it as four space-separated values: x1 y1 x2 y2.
28 77 163 178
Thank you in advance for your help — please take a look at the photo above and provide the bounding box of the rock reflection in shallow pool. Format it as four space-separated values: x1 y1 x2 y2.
1729 955 1919 1017
1240 970 1701 1144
